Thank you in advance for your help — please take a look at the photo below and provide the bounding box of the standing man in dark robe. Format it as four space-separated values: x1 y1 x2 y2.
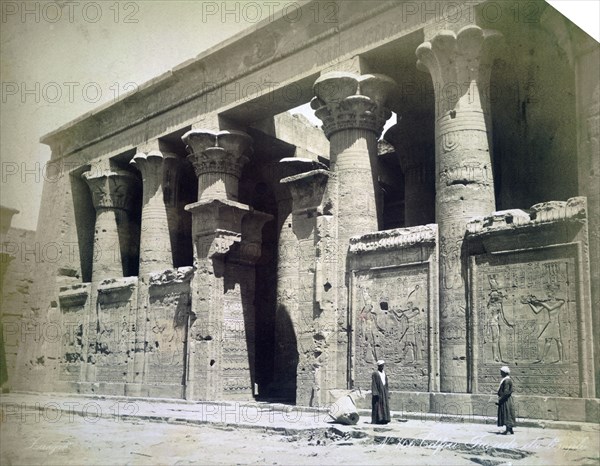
496 365 516 434
371 360 391 424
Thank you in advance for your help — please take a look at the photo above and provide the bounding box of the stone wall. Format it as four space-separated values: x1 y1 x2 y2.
51 270 193 397
349 225 439 393
1 220 35 390
7 0 598 423
467 197 594 398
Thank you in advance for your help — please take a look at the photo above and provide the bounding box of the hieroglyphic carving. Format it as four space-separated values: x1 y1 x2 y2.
221 277 254 394
349 225 436 254
146 286 190 385
94 278 137 383
58 284 90 382
473 249 581 397
353 265 429 392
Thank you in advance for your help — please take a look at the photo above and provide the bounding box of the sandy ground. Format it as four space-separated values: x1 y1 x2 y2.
1 414 598 466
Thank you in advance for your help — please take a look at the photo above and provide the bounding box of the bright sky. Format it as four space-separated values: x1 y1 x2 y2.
0 0 597 231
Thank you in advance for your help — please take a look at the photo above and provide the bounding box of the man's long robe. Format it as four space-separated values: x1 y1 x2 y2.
497 376 516 428
371 370 391 424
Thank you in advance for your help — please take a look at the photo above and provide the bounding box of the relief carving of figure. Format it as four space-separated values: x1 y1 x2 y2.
357 283 378 363
521 294 566 364
440 236 460 289
391 302 421 363
484 289 513 363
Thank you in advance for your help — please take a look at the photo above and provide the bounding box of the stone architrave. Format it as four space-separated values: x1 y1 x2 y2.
312 71 396 389
416 25 503 392
130 147 181 277
281 168 330 406
82 169 140 283
384 114 435 227
183 128 272 400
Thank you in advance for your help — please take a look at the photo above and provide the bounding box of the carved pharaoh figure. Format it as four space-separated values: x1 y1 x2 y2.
391 303 421 363
485 290 514 363
522 294 566 364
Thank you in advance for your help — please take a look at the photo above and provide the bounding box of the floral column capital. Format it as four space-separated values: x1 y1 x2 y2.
311 72 396 139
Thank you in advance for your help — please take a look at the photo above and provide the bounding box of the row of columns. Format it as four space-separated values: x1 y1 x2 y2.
305 25 502 397
79 24 503 400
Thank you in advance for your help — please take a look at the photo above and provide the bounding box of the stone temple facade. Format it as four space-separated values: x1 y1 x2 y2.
4 1 599 423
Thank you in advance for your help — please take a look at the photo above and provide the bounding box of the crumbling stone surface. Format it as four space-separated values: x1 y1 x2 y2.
4 1 597 423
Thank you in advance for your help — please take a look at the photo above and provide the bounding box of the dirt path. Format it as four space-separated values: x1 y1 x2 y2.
2 415 598 465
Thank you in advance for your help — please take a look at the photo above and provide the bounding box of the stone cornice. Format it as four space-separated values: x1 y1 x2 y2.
41 0 465 157
58 283 90 309
466 197 587 236
149 266 195 287
349 224 438 254
97 276 138 291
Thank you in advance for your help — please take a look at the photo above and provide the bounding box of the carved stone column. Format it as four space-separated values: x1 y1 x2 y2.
312 71 395 389
416 25 502 392
183 129 272 400
384 113 435 227
271 158 328 402
83 169 140 283
129 145 182 392
281 168 330 406
130 147 181 276
185 129 252 202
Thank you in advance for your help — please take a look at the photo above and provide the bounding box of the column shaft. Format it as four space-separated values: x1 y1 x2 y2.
131 150 180 277
83 169 139 283
281 169 330 406
312 71 395 393
417 25 502 392
183 128 271 400
271 158 328 401
385 114 435 227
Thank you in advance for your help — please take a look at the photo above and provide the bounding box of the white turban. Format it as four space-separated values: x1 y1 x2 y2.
500 366 510 374
376 360 385 366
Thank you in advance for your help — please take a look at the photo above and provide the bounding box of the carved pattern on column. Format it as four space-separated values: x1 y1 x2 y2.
416 25 503 119
182 129 253 202
416 25 503 393
182 127 275 400
280 168 331 406
311 72 395 139
267 158 328 401
312 71 396 393
83 169 139 212
82 169 140 282
130 150 181 276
